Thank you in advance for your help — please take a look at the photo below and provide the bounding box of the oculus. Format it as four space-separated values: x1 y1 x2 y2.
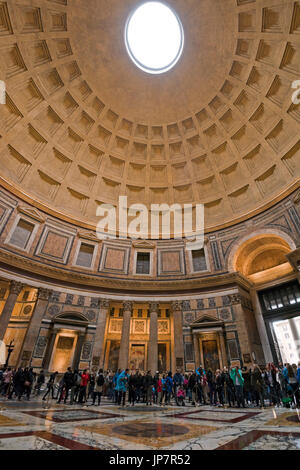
125 2 184 74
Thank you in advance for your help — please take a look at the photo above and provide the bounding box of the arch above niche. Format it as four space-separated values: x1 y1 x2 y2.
53 311 89 327
229 231 296 284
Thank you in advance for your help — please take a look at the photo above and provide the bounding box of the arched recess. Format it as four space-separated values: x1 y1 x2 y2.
228 229 296 284
43 311 89 373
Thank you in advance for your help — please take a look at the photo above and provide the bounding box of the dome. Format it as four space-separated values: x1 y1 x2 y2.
0 0 299 234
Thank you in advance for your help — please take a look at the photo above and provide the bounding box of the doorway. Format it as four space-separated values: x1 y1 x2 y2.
271 315 300 364
49 331 78 373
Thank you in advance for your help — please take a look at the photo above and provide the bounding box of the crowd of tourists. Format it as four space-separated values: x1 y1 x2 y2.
1 362 299 408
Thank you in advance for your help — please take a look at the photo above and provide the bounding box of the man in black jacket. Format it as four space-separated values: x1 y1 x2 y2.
57 367 74 404
128 372 138 406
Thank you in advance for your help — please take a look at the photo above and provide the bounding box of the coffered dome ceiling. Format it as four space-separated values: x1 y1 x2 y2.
0 0 299 233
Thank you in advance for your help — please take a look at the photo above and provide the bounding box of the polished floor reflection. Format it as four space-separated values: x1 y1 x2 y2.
0 397 299 450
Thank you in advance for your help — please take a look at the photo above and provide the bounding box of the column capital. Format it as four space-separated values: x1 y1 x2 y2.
172 300 182 312
100 299 110 309
10 281 23 296
149 302 159 313
123 301 133 312
229 294 241 305
37 288 53 301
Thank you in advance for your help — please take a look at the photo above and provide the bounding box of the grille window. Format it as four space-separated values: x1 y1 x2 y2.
192 249 207 272
136 252 150 274
76 243 94 268
10 219 34 249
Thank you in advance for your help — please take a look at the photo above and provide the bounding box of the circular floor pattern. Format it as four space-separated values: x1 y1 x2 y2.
112 422 189 438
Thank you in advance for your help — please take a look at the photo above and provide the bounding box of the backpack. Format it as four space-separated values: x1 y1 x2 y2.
97 374 104 387
75 373 81 386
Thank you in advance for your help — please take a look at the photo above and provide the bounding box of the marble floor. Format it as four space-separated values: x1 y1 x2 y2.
0 397 299 450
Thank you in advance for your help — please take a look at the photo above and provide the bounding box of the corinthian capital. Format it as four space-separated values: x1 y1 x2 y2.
123 301 134 312
149 302 159 313
10 281 23 296
172 301 183 312
100 299 110 309
38 288 53 301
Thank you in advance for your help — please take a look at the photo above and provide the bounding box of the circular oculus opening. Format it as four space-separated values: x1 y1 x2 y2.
125 2 184 74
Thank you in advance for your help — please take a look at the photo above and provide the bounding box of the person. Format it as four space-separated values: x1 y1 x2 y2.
115 369 129 406
70 369 81 404
42 372 58 401
207 369 217 406
223 367 235 407
23 367 34 400
286 364 298 404
92 369 104 406
188 371 197 406
251 364 264 408
165 372 173 406
230 365 245 408
78 369 90 404
157 374 163 405
2 368 13 396
265 363 280 406
34 370 45 396
173 370 183 404
144 370 153 406
128 371 137 406
242 367 251 405
215 369 224 407
57 367 74 404
176 385 186 406
113 369 121 404
88 373 96 399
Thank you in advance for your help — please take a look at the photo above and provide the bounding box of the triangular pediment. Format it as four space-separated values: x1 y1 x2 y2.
77 231 101 243
17 206 45 223
191 314 223 327
132 240 155 249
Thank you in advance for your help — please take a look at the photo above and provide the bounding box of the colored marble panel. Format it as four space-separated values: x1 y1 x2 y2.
217 430 300 450
0 431 97 450
21 409 121 423
169 409 261 423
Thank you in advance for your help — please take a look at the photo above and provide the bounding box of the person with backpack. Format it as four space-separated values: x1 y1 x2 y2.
92 369 104 405
78 369 90 404
34 370 45 396
42 371 58 401
57 367 74 404
115 369 129 406
70 369 81 404
230 365 245 408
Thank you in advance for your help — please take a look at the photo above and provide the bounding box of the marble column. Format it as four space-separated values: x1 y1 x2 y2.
18 288 52 366
92 299 110 369
72 333 85 370
193 333 200 368
250 289 273 363
218 330 228 368
148 302 159 374
42 329 57 370
0 281 23 340
118 301 133 370
172 301 184 371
